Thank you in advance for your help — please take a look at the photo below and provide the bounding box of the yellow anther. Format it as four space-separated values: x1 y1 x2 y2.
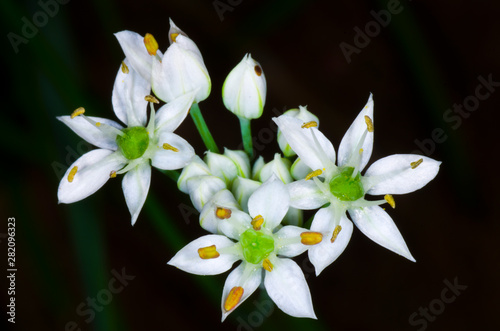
215 207 232 220
330 225 342 243
197 245 220 259
300 232 323 245
301 121 318 129
305 169 323 181
224 286 244 312
364 115 374 132
262 258 273 272
109 170 117 178
359 148 364 155
411 158 423 169
67 166 78 182
70 107 85 119
251 215 264 231
384 194 396 209
144 95 160 104
162 143 179 152
170 33 179 42
95 122 101 127
144 33 159 56
121 61 129 74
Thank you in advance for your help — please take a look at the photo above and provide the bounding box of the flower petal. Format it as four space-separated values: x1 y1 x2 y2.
205 151 238 186
264 258 316 319
187 175 227 212
348 206 415 261
57 116 122 150
287 180 329 210
112 58 150 127
259 153 293 184
151 132 195 170
274 225 308 258
338 94 374 171
58 150 127 204
290 157 312 180
155 91 196 133
248 176 290 231
231 177 261 213
122 162 151 225
273 115 335 172
224 148 251 179
177 155 211 193
363 154 441 195
167 234 239 276
221 262 262 322
309 207 353 275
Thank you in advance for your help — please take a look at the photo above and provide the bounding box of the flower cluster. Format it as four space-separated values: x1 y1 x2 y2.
57 19 441 322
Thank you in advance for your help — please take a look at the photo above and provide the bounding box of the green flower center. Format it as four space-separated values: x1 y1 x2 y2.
116 126 150 160
239 229 275 264
329 166 365 201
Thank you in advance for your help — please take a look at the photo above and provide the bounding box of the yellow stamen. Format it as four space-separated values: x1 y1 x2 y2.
144 33 159 56
224 287 244 312
197 245 220 259
67 166 78 182
384 194 396 209
411 158 423 169
110 170 117 178
359 148 364 155
162 143 179 152
251 215 264 231
300 232 323 245
121 61 129 74
305 169 323 181
330 225 342 243
95 122 101 127
70 107 85 119
262 258 273 272
215 207 232 219
364 115 374 132
144 95 159 104
170 33 179 43
301 121 318 129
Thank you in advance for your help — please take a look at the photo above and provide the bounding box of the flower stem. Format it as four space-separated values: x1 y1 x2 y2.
190 103 219 153
238 116 253 159
158 169 180 182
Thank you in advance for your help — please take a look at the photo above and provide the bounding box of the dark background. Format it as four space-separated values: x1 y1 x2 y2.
1 0 498 330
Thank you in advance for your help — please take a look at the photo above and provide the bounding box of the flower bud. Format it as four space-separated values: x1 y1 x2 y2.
231 177 261 213
277 106 319 157
177 156 211 193
205 151 238 186
223 148 250 179
259 154 293 184
222 54 266 119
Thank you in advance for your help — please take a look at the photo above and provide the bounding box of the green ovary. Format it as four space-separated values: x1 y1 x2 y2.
239 229 275 264
329 167 365 201
116 127 150 160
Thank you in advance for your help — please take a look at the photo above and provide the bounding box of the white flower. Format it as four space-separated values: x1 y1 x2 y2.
274 94 441 275
168 177 319 321
222 53 266 119
57 60 195 225
277 106 319 157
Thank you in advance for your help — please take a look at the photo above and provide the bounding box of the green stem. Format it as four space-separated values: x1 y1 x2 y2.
238 116 253 159
158 169 180 182
190 103 219 153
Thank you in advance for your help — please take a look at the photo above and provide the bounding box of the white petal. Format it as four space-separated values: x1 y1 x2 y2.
221 263 262 322
287 180 329 210
274 225 308 258
247 176 290 231
187 175 227 212
251 155 265 180
218 210 252 241
259 153 293 184
273 115 335 172
264 258 316 319
308 208 353 275
167 235 239 275
290 157 312 180
205 151 238 186
363 154 441 195
231 177 261 213
58 150 127 204
338 94 374 171
151 132 195 170
348 206 415 261
223 148 251 178
112 58 150 127
114 31 160 83
57 116 122 150
177 155 211 193
155 91 196 133
122 162 151 225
